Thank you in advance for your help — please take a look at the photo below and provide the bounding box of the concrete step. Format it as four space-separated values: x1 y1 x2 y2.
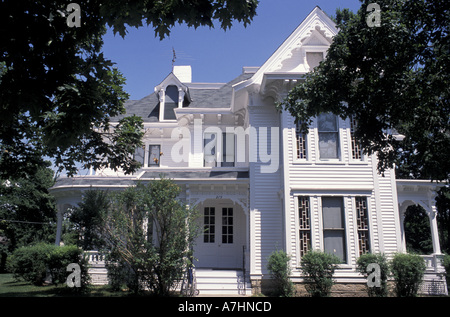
194 269 251 296
87 266 253 295
88 267 108 285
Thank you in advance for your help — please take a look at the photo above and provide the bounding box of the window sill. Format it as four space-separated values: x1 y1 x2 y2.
291 160 370 166
159 119 177 123
336 264 353 270
295 263 353 271
317 158 343 163
348 160 369 165
292 159 310 164
291 161 346 166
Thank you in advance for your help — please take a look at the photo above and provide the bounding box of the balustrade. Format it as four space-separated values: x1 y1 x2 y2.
421 254 446 273
85 251 105 266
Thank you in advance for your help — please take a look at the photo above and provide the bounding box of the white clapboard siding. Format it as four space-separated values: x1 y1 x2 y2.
248 104 283 275
282 109 401 273
376 169 401 255
160 139 189 168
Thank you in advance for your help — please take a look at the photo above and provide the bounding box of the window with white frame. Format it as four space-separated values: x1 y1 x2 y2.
204 207 215 243
322 197 346 263
317 113 340 160
204 132 217 167
355 197 370 255
148 145 161 167
298 196 311 257
133 145 146 166
350 116 363 160
203 132 235 167
163 85 178 120
222 132 235 167
295 121 308 160
222 207 233 244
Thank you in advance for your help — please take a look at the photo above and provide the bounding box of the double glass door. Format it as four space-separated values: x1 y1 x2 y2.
195 206 243 268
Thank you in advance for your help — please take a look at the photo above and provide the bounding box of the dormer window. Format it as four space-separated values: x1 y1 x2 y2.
155 72 191 122
163 85 179 120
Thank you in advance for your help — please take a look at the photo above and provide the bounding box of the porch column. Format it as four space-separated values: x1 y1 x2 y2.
429 205 442 254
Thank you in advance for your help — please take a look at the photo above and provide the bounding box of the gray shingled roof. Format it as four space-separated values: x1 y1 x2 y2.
113 71 253 122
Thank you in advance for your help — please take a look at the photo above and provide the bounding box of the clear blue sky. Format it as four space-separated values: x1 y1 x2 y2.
102 0 363 101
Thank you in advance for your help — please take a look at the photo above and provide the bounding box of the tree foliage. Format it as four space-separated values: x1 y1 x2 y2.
101 0 259 39
0 0 258 178
356 253 389 297
436 186 450 254
69 189 109 250
101 178 200 296
404 205 433 254
390 253 426 297
267 249 294 297
0 163 57 271
278 0 450 181
300 250 341 297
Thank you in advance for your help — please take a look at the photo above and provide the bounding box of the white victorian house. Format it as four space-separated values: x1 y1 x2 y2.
50 7 447 296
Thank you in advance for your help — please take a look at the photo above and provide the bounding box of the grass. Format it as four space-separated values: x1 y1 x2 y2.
0 273 125 297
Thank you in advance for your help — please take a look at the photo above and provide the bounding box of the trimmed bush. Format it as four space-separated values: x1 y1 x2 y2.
267 249 294 297
390 253 426 297
7 243 90 292
47 245 90 291
356 253 389 297
7 242 54 285
300 250 341 297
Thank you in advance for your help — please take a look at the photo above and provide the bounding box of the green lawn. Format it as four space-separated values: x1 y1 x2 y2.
0 273 124 297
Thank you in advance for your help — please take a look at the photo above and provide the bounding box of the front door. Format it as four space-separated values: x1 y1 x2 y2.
194 205 244 268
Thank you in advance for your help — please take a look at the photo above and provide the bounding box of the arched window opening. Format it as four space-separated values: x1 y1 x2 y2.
164 85 179 120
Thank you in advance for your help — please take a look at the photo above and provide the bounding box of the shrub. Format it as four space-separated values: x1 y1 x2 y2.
356 253 389 297
7 243 90 292
390 253 426 297
7 242 53 285
47 244 91 293
300 250 341 297
267 249 294 297
102 179 200 296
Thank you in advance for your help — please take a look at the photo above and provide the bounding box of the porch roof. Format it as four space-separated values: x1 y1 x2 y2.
50 170 249 194
140 170 249 180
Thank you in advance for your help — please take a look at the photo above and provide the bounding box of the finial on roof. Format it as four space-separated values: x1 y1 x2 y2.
172 47 177 71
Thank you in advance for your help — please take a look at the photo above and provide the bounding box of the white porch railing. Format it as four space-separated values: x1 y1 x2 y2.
85 250 105 266
421 254 446 273
419 254 448 296
85 251 108 285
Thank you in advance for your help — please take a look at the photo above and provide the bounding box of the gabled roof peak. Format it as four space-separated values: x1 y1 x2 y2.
154 71 189 93
234 6 338 91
